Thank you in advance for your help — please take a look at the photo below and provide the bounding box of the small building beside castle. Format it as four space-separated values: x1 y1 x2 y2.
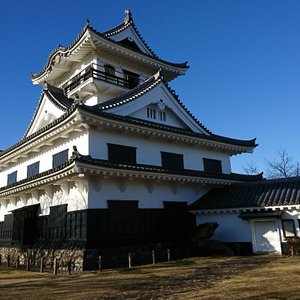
0 10 260 269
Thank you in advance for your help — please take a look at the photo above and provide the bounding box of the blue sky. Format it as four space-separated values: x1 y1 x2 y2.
0 0 299 174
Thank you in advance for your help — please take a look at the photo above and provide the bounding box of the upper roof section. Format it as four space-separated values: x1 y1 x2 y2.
102 9 157 57
31 9 189 85
189 176 300 211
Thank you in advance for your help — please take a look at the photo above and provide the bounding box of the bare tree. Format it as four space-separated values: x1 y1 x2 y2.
266 147 300 179
243 160 259 175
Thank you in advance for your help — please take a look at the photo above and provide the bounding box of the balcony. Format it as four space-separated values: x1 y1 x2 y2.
63 64 141 96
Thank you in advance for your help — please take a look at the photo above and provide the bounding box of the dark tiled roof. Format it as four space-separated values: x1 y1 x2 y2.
0 105 77 158
75 155 263 183
0 159 73 192
44 84 73 109
23 84 73 138
91 72 212 135
31 18 188 80
82 109 257 149
0 155 262 195
189 177 300 210
0 101 256 160
96 74 159 109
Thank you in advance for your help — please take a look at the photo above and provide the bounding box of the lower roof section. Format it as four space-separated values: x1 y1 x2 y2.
190 176 300 211
0 154 262 198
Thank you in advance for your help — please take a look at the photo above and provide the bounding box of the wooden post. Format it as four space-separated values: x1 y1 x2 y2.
98 256 102 272
16 256 20 269
128 253 132 269
7 255 10 268
40 257 44 273
53 258 57 275
167 249 171 262
67 259 72 275
26 256 30 271
152 250 155 265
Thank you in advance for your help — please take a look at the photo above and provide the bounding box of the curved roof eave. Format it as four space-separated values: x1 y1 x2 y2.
0 155 263 197
31 19 189 84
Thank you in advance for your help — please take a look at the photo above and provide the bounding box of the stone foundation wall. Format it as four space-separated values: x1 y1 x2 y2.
0 247 84 272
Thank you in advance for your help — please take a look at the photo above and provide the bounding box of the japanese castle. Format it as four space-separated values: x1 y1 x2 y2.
0 10 259 269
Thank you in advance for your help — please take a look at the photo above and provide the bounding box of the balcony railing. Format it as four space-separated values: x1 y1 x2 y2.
64 64 140 94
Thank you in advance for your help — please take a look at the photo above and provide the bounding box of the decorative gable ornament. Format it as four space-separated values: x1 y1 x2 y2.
157 99 166 111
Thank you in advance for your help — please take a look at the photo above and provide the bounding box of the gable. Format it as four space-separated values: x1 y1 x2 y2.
103 81 209 134
25 92 68 137
107 25 154 57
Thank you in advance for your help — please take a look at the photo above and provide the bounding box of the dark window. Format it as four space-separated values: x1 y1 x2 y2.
52 149 69 168
282 219 296 237
123 69 139 89
7 171 17 185
161 152 184 170
108 144 136 164
203 158 222 173
104 64 115 76
27 161 40 178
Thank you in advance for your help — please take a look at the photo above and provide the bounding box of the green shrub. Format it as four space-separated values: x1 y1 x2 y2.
191 222 219 253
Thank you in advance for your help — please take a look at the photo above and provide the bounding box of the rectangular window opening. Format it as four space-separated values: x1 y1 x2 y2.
7 171 17 186
108 143 137 164
282 219 296 238
27 161 40 178
161 152 184 170
203 158 222 173
52 149 69 169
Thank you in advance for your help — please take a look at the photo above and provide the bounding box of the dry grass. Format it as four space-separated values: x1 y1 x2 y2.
0 255 299 299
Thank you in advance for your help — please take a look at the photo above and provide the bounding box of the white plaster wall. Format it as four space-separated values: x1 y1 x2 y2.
196 213 252 242
89 129 231 173
0 133 88 188
39 183 88 215
0 202 14 221
88 178 210 209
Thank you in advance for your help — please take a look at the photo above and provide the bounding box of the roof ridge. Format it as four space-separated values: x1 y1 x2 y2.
163 81 212 135
103 9 158 58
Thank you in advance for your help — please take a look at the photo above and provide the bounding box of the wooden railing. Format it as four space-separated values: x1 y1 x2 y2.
64 64 140 94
